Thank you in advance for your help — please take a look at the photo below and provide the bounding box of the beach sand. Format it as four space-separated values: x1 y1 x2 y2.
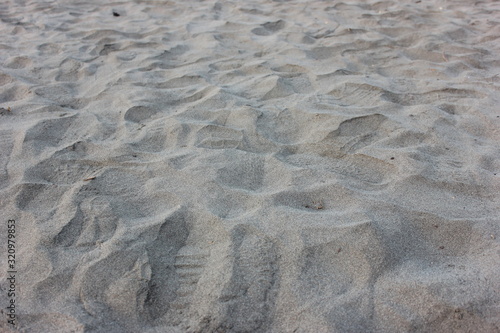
0 0 499 332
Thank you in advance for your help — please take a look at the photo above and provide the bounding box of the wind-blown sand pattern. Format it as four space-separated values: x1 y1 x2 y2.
0 0 499 332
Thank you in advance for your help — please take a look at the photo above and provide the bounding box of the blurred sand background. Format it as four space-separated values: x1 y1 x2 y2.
0 0 499 332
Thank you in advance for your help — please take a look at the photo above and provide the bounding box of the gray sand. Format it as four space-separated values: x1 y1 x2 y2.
0 0 499 332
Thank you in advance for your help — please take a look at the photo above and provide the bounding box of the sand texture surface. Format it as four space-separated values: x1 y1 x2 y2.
0 0 499 332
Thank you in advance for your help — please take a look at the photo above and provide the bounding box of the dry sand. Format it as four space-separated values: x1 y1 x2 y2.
0 0 499 332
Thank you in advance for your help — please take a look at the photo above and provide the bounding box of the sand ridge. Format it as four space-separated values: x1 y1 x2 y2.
0 0 499 332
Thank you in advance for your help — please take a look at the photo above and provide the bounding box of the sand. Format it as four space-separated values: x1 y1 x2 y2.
0 0 499 332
